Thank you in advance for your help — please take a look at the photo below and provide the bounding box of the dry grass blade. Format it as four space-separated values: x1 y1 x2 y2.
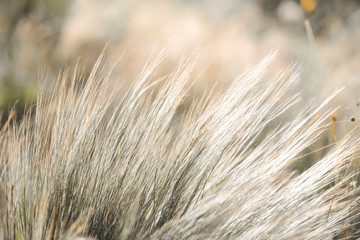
0 52 359 240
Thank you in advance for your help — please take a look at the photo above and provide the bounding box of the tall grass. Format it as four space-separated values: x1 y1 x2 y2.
0 51 359 239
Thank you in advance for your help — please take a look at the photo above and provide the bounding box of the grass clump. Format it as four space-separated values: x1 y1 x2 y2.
0 51 359 240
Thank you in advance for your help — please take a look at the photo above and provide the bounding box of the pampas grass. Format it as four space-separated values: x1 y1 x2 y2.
0 51 359 240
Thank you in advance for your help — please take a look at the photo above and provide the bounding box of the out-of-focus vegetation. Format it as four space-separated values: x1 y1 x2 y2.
1 0 359 124
0 0 359 138
0 0 69 121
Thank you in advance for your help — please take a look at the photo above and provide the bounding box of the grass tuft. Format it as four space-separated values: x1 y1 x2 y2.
0 52 359 239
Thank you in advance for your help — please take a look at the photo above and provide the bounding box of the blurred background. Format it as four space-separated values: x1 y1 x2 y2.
0 0 359 134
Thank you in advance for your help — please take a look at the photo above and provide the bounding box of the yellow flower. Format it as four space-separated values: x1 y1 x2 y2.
300 0 317 12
